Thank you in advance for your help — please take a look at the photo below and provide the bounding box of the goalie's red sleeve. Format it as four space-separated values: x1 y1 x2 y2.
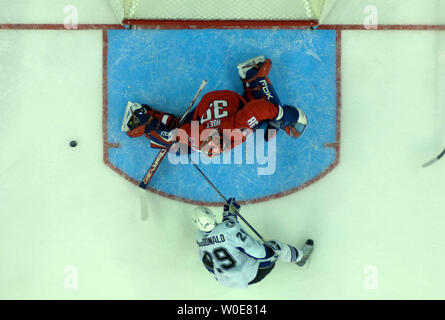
221 99 278 131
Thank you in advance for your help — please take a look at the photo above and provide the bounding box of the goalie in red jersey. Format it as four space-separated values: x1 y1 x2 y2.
121 56 308 157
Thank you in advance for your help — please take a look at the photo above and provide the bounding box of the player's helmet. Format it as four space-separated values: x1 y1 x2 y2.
192 207 217 232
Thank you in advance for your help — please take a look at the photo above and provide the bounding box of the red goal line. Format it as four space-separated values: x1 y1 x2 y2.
1 23 445 31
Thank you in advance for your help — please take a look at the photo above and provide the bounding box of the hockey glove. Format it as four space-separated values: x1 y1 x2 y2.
222 198 240 223
224 197 240 213
268 105 308 138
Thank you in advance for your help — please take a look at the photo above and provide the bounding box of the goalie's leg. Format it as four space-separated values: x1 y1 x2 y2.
237 56 281 106
237 55 269 80
237 56 308 140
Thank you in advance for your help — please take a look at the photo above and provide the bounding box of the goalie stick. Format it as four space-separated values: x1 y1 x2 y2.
139 80 208 189
422 146 445 168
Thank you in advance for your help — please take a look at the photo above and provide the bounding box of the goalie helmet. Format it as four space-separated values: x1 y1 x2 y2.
192 207 217 232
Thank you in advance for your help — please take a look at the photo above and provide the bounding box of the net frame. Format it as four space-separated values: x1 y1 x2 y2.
108 0 328 28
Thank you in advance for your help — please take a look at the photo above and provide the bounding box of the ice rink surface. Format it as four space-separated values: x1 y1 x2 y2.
0 0 445 299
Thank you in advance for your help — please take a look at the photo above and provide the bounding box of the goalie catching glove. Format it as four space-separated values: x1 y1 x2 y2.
121 102 179 149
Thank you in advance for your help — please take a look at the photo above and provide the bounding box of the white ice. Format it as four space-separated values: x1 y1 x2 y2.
0 0 444 299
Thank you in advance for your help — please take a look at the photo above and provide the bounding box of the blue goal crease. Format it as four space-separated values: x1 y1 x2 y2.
105 29 338 204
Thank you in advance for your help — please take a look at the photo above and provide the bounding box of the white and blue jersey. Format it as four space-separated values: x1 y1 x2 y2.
196 210 273 288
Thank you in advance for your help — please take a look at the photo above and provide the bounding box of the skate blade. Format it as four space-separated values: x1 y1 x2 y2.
298 259 311 269
297 249 313 269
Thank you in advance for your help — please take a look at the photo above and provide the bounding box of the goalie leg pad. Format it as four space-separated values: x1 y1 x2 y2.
244 76 282 106
237 55 271 80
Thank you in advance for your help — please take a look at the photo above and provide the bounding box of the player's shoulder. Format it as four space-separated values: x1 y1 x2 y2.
223 219 237 229
214 219 241 236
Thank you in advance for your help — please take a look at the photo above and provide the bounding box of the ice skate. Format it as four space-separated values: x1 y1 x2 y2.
296 239 314 268
237 55 272 80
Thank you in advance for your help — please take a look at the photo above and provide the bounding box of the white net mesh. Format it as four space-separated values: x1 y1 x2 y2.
109 0 327 22
109 0 140 22
303 0 326 19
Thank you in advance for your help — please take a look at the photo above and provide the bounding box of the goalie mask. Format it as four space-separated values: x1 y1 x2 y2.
192 207 217 232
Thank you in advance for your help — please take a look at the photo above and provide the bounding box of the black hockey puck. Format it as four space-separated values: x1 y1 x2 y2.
69 140 78 147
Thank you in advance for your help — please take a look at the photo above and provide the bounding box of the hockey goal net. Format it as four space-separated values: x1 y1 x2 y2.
108 0 332 28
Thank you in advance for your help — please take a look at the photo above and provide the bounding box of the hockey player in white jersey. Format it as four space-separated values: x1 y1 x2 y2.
192 198 314 289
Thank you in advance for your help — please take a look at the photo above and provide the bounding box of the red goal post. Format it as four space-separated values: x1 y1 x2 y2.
108 0 333 28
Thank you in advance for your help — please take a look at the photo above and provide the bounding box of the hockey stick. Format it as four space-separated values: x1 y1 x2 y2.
422 146 445 168
139 80 208 189
188 156 266 242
